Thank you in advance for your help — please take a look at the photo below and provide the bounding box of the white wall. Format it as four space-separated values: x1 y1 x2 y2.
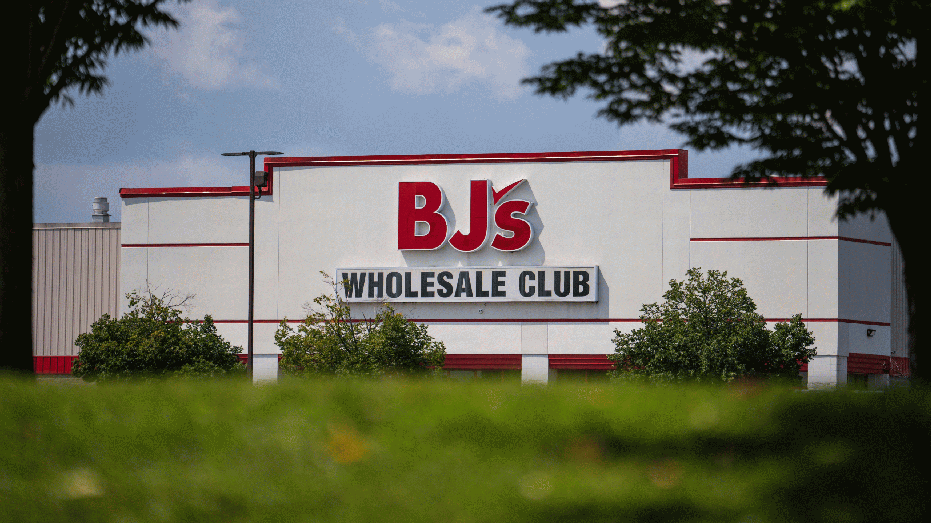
120 153 896 385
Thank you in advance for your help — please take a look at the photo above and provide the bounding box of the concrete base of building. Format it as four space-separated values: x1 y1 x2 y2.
807 355 848 388
253 354 279 382
521 355 548 383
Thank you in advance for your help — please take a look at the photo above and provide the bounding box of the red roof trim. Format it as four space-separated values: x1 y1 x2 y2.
670 153 827 190
118 148 829 197
263 149 683 168
119 170 275 199
119 150 684 198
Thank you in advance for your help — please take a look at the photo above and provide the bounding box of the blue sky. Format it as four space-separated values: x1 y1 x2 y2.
35 0 755 223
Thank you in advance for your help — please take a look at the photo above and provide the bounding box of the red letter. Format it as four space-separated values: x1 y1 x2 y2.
492 200 534 251
398 182 448 250
449 180 491 252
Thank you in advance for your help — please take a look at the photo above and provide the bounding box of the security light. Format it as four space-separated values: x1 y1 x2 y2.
253 171 268 188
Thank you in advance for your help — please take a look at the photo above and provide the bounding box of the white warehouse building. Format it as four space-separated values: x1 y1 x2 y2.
118 149 909 386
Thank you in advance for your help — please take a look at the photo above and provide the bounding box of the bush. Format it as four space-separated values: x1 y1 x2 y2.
72 291 244 381
609 268 816 383
276 274 446 377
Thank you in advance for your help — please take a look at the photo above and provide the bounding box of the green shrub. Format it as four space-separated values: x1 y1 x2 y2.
610 268 816 383
72 291 244 381
276 274 446 377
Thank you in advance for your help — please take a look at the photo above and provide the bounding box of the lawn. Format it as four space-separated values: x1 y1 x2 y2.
1 376 927 522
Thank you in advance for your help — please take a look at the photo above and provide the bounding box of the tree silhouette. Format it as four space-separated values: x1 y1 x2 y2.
1 1 188 374
488 0 926 381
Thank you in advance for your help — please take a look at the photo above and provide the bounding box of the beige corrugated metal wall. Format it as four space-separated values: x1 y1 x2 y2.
891 237 908 360
32 223 121 356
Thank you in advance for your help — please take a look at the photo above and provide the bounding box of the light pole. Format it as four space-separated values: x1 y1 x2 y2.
221 150 283 379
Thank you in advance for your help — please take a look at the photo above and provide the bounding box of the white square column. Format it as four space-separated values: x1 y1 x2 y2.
522 355 549 384
253 354 279 382
807 355 847 388
521 324 549 384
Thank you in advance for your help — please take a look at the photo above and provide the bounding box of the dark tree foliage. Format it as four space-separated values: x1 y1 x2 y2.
1 1 187 374
487 0 926 380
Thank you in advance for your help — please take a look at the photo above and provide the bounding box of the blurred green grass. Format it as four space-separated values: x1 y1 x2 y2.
1 376 928 522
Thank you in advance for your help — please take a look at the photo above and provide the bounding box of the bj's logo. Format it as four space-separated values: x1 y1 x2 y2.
398 180 533 252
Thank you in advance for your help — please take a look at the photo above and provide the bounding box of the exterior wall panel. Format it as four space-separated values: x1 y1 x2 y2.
146 196 249 244
114 149 905 385
838 241 891 324
690 188 808 238
807 240 839 319
807 189 839 237
689 240 809 319
32 223 121 359
838 212 893 244
890 238 908 361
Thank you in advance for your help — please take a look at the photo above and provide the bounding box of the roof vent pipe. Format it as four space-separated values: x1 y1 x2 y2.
92 197 110 223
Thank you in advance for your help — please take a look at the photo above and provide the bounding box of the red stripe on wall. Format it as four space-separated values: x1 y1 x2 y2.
122 243 250 248
34 356 77 374
443 354 522 370
210 317 890 326
237 354 282 364
33 354 906 376
549 354 616 370
690 236 891 247
847 353 910 376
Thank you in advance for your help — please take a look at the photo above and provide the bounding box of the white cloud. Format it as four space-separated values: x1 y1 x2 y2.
379 0 403 13
364 8 531 100
150 0 277 90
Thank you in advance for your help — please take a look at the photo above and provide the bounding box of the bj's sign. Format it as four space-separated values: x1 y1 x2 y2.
335 267 599 303
335 180 597 303
398 179 533 251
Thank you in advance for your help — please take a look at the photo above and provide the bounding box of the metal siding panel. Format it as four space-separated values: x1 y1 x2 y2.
39 231 50 356
59 230 68 355
53 230 64 356
114 228 121 316
110 228 120 316
32 225 123 360
79 229 89 342
102 230 111 318
32 230 39 356
71 229 81 354
89 229 99 323
63 229 74 356
76 229 88 354
95 229 104 323
97 229 106 321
